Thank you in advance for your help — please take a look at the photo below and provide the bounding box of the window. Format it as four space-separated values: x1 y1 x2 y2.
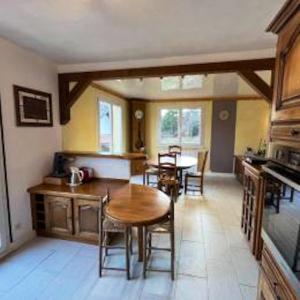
160 75 204 91
98 100 122 153
159 108 202 146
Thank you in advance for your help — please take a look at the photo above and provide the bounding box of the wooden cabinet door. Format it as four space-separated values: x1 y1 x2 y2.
241 167 264 258
74 199 99 242
271 9 300 123
44 196 73 235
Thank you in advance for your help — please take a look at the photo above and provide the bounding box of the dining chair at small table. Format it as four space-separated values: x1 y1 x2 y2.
168 145 182 156
184 151 208 195
98 190 133 280
143 180 176 280
143 161 159 187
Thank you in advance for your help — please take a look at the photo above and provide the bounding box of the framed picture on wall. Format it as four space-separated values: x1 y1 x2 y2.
13 85 53 127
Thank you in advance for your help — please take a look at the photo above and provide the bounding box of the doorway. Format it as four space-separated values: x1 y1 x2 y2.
0 97 9 254
210 100 237 173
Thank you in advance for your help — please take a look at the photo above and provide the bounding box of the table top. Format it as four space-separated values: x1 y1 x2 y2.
148 155 197 169
28 178 128 200
105 183 171 226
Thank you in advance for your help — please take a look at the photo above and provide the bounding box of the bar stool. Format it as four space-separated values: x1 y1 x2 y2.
98 190 133 280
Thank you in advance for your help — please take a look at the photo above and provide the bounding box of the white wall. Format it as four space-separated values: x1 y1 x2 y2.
0 38 61 247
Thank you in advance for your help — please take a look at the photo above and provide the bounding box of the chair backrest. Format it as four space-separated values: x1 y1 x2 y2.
197 151 208 173
99 188 110 222
168 145 182 156
158 153 177 178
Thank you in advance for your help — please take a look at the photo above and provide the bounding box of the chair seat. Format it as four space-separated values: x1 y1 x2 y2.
186 171 202 178
148 219 171 233
103 218 126 233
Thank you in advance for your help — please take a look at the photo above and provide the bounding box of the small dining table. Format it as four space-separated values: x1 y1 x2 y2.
106 183 171 261
148 155 198 187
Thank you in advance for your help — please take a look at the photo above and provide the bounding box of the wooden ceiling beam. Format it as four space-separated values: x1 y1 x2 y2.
58 58 275 124
60 58 275 81
238 70 273 103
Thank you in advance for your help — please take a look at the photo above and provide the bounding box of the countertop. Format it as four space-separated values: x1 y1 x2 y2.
28 178 129 200
62 151 147 160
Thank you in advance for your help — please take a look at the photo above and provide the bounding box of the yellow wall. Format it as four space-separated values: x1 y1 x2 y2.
234 100 270 155
62 85 129 152
145 99 270 170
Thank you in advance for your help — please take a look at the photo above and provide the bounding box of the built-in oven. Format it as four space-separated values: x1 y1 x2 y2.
262 145 300 294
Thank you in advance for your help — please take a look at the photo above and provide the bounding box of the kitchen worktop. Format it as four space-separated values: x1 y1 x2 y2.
28 178 129 200
62 150 147 160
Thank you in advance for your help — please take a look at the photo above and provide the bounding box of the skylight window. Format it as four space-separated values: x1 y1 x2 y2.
182 75 203 89
161 76 181 91
160 75 204 91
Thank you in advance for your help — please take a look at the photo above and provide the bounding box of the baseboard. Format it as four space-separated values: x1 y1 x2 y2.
0 230 36 260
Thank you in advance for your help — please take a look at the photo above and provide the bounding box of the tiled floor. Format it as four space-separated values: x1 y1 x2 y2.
0 175 259 300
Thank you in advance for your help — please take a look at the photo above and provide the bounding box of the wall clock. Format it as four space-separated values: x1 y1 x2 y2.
218 110 230 121
135 109 144 120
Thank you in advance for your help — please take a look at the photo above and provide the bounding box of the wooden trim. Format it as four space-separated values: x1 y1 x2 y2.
59 58 275 124
68 79 91 108
267 0 300 33
238 71 273 102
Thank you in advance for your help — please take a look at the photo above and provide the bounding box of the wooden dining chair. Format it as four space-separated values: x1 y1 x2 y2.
184 150 208 195
143 161 159 187
98 190 133 280
168 145 182 155
158 153 179 201
143 182 175 280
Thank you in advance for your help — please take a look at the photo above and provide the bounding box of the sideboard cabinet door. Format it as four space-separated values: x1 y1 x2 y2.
74 199 99 242
44 196 73 235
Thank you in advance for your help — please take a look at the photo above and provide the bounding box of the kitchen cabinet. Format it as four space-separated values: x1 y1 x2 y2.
44 195 73 236
241 161 265 259
28 179 127 244
234 155 244 184
74 199 99 242
267 0 300 124
258 244 297 300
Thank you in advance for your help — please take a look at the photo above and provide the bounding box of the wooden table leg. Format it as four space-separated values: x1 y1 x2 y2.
138 226 144 262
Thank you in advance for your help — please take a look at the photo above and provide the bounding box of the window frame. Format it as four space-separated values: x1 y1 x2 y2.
158 106 204 148
98 99 123 154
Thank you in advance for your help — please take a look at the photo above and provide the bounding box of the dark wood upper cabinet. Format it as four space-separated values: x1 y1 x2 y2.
267 0 300 123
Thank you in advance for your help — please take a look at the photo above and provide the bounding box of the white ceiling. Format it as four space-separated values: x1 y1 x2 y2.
95 71 271 100
0 0 284 64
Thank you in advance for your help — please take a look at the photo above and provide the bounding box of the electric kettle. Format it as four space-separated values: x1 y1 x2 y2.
67 166 84 186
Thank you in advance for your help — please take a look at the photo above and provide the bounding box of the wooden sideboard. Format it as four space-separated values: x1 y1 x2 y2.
234 155 244 184
28 179 128 244
241 161 265 260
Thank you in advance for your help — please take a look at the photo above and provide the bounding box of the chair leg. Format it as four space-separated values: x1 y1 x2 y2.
184 176 188 194
200 177 204 195
146 174 150 185
170 223 175 280
99 230 103 277
125 227 131 280
143 172 146 185
143 226 147 279
290 188 295 202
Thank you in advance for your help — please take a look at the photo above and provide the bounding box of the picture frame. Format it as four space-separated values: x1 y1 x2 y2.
13 85 53 127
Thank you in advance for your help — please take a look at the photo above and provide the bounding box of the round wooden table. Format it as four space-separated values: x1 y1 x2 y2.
105 183 171 261
148 155 197 170
148 155 198 188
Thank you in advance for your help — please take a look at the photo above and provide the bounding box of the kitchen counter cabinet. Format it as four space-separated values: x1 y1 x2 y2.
28 178 128 244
